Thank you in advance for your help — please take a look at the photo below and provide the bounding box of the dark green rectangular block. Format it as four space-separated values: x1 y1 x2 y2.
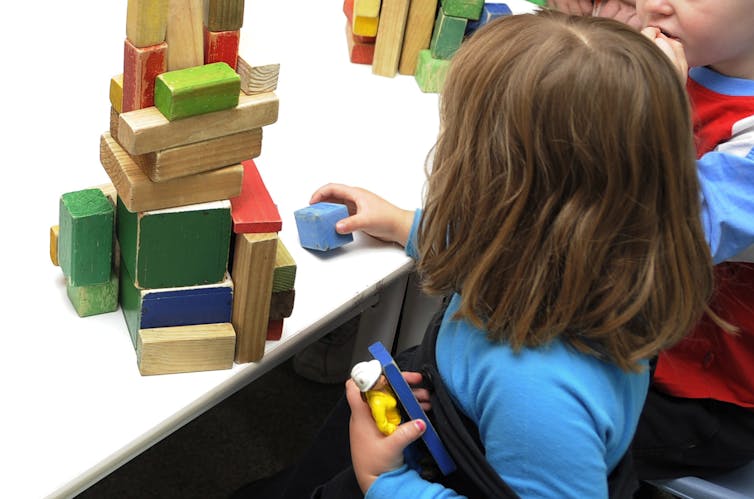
430 9 467 60
154 62 241 121
441 0 484 20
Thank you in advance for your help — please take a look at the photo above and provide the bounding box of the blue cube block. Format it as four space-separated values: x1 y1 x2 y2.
294 202 354 251
466 3 512 35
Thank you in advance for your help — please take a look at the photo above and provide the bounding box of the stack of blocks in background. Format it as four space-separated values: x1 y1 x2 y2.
343 0 514 92
51 0 296 376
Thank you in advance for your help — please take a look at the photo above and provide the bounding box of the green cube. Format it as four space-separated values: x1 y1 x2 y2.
430 9 467 60
441 0 484 21
67 271 119 317
415 49 451 93
154 62 241 121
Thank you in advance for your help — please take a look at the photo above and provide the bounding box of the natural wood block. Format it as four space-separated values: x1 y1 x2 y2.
354 0 381 17
430 8 467 60
203 26 240 69
230 159 282 234
346 21 375 65
117 197 231 289
59 188 114 287
398 0 438 75
236 57 279 95
266 319 283 341
466 2 511 35
123 39 167 112
414 48 450 93
127 0 169 47
100 132 244 212
231 232 277 363
67 271 119 318
166 0 204 71
110 106 120 138
440 0 483 20
203 0 244 31
137 322 236 375
372 0 410 77
353 15 379 37
110 74 124 114
272 240 296 293
134 128 262 182
117 91 278 155
154 62 240 121
50 225 60 266
269 289 295 320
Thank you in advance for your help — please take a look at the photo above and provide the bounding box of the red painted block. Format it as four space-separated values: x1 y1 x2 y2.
204 26 240 70
230 159 282 234
346 21 375 64
123 39 167 113
266 319 283 341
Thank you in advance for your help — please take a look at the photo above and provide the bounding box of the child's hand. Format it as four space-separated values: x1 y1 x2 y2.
547 0 593 16
641 27 688 82
310 183 415 247
403 371 431 411
594 0 640 29
346 378 427 493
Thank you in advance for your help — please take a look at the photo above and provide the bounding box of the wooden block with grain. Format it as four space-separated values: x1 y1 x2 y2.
269 289 295 321
166 0 204 71
440 0 483 20
266 319 283 341
430 8 467 60
154 62 240 121
236 57 279 95
123 39 167 112
353 15 379 37
230 159 282 234
372 0 411 77
137 322 236 375
203 0 245 31
100 132 243 212
465 3 511 35
110 74 124 114
398 0 439 75
231 232 277 363
414 48 451 93
272 240 296 293
127 0 169 47
134 128 262 182
67 271 119 318
354 0 381 17
203 26 240 69
117 91 278 155
346 20 375 65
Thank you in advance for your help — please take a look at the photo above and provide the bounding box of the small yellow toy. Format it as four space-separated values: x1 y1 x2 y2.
351 359 401 435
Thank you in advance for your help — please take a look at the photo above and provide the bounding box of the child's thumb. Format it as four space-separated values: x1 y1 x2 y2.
390 419 427 450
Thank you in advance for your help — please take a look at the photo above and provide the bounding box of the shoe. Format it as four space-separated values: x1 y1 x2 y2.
293 316 359 384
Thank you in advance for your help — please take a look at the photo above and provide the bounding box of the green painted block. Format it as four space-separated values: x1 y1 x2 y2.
117 198 232 289
272 241 296 293
430 9 467 60
154 62 241 121
415 49 451 93
59 188 114 287
67 271 119 317
441 0 484 20
119 257 141 348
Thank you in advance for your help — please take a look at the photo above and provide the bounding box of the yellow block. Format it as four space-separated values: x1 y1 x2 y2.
50 225 59 266
353 15 379 37
354 0 381 17
110 74 124 114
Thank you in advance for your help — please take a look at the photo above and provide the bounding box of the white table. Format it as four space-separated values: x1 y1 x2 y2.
0 1 535 497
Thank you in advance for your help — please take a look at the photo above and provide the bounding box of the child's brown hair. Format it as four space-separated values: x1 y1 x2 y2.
417 10 713 371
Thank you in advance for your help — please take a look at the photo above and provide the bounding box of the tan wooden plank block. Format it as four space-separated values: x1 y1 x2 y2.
50 225 59 266
117 91 278 155
166 0 204 71
100 132 243 212
135 128 262 182
372 0 411 77
236 57 280 95
231 232 277 363
398 0 439 75
127 0 169 47
137 322 236 375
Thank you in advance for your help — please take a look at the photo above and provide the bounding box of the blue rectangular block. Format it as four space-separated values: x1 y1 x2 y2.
368 341 457 475
294 202 353 251
466 3 512 35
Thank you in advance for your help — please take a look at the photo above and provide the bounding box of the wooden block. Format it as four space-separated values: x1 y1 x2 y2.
137 322 236 375
266 319 283 341
430 9 467 60
353 15 379 37
372 0 411 77
67 271 119 318
154 62 240 121
294 202 354 251
466 2 511 34
354 0 381 17
346 21 375 65
59 188 114 287
117 91 278 155
230 159 282 234
203 0 244 31
272 240 296 293
50 225 59 266
203 26 240 69
110 106 120 138
123 39 167 112
100 132 244 212
117 197 231 289
398 0 439 75
269 289 295 320
236 57 280 95
440 0 483 20
344 0 377 42
127 0 169 47
231 232 277 363
120 260 232 344
134 128 262 182
414 48 451 93
166 0 204 71
110 74 124 114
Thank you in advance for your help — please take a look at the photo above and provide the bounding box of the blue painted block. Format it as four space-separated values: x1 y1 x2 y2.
466 3 512 35
293 202 353 251
368 341 457 475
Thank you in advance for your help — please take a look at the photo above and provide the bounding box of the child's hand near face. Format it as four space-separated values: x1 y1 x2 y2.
641 27 688 81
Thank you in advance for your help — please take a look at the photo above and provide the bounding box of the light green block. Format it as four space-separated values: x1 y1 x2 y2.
272 241 297 293
441 0 484 20
430 9 467 60
67 271 119 317
415 49 451 93
154 62 241 121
